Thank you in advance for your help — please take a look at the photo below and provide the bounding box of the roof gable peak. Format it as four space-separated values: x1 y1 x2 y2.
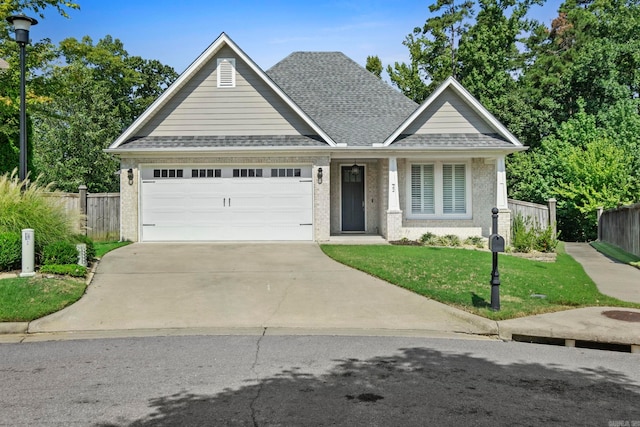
382 76 523 147
109 32 336 149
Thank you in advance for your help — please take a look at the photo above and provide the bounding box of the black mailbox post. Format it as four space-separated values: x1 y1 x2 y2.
489 208 504 311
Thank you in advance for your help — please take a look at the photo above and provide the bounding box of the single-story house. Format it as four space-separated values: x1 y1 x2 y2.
106 33 525 243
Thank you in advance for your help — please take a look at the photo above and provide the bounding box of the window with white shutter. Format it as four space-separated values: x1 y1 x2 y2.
411 164 435 214
217 58 236 88
443 164 466 214
408 161 470 218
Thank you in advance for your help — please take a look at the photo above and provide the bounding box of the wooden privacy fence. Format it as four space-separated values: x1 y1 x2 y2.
598 203 640 257
45 185 120 241
508 198 557 237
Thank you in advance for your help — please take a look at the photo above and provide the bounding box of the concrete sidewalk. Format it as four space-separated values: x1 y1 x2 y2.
496 243 640 352
564 242 640 303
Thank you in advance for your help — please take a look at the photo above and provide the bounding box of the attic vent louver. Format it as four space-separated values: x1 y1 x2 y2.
217 58 236 88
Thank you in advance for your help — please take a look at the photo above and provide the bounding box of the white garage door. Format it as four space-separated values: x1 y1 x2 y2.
140 166 313 241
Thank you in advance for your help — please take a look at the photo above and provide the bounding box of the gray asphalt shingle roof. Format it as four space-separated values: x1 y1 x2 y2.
266 52 418 147
392 133 513 148
118 135 327 149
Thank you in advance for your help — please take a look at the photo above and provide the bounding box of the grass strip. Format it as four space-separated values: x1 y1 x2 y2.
590 241 640 265
321 244 640 320
94 240 131 258
0 277 86 322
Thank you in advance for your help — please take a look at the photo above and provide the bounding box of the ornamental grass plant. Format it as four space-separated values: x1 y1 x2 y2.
0 170 80 260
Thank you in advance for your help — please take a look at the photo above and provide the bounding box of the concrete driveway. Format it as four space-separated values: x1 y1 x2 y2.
29 243 496 336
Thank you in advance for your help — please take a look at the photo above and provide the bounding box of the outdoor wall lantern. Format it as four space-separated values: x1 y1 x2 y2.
317 167 323 184
6 14 38 182
351 161 360 175
127 168 134 185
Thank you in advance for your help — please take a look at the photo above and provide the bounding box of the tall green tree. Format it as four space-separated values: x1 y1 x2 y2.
32 36 178 192
0 0 79 175
387 0 473 102
456 0 541 117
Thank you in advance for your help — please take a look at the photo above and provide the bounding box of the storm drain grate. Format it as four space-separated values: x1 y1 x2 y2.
512 334 633 353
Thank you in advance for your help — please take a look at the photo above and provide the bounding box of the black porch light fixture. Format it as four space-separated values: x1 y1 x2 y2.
6 14 38 182
127 168 134 185
351 161 360 175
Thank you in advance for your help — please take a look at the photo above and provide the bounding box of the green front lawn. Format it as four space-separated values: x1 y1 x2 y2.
0 241 131 322
321 243 640 320
0 277 86 322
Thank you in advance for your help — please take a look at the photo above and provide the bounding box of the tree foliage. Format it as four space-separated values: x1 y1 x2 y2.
387 0 473 102
380 0 640 240
366 55 383 78
31 36 178 192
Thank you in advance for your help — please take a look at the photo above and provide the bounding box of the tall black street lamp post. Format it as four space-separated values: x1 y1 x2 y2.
6 14 38 182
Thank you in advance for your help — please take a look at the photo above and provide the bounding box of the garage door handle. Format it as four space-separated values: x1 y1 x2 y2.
143 224 156 227
300 223 312 226
223 198 225 207
229 198 231 207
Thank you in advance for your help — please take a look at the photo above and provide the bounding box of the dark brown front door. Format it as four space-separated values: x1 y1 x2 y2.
341 166 365 231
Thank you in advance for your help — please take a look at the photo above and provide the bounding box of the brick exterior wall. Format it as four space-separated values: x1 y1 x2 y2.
119 155 510 244
393 157 504 240
119 155 330 242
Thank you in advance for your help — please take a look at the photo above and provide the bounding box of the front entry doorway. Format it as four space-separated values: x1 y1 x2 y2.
341 165 365 232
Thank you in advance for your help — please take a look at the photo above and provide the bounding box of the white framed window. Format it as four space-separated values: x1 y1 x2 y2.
407 161 471 219
217 58 236 88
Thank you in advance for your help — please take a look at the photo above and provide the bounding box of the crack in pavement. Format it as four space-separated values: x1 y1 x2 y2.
249 327 267 427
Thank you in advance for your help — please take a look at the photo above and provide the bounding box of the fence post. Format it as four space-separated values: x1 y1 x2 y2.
548 198 557 238
596 206 603 241
78 185 87 236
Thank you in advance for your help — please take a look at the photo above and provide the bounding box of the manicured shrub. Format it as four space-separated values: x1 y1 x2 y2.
39 264 87 278
438 234 461 247
511 213 558 253
42 241 78 265
73 234 96 262
420 232 438 245
0 232 21 271
464 236 486 249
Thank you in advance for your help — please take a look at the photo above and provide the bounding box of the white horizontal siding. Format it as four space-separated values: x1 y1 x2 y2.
137 45 315 137
406 88 494 134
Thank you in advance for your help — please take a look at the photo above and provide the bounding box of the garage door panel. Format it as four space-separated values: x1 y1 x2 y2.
141 167 313 241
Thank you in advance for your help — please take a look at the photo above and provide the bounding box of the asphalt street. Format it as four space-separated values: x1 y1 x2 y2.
1 335 639 426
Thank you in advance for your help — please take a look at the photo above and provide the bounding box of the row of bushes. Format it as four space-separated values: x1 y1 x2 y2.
0 231 96 272
392 221 558 254
392 234 486 249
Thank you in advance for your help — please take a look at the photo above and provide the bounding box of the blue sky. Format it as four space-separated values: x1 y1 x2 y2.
27 0 563 75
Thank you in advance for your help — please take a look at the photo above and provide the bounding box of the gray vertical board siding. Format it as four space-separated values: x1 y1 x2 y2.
137 46 315 137
600 203 640 257
405 88 495 135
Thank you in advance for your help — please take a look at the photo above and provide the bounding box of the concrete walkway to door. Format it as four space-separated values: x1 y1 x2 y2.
29 243 497 337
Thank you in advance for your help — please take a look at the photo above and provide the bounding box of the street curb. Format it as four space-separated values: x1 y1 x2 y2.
0 322 28 334
496 307 640 354
434 302 499 336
